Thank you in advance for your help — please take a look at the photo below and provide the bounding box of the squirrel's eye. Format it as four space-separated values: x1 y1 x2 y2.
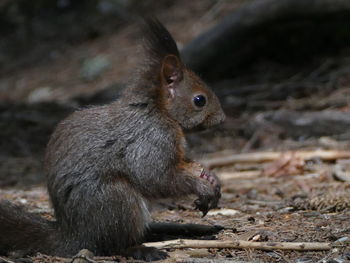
193 95 206 108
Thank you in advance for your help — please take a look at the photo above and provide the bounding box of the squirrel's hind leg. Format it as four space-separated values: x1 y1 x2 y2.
55 178 151 257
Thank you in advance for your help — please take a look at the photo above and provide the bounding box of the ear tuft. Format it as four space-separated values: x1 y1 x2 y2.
161 55 183 85
142 17 181 64
140 17 184 90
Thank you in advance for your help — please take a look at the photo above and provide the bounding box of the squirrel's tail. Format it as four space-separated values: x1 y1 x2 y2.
0 201 59 256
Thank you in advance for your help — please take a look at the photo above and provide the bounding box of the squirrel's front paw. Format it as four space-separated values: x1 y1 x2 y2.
190 162 221 189
200 169 221 189
194 185 221 217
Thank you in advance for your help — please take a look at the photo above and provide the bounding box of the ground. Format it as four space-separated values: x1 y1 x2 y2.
1 149 350 263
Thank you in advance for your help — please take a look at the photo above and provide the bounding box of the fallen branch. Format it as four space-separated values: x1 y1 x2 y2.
0 256 15 263
176 259 253 263
143 239 331 251
201 150 350 168
218 171 261 180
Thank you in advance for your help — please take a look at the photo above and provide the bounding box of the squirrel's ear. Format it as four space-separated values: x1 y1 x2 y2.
161 55 183 92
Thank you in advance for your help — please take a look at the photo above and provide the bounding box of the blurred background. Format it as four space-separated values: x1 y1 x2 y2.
0 0 350 186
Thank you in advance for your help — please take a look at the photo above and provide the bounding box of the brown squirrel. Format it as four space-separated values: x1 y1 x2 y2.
0 18 225 261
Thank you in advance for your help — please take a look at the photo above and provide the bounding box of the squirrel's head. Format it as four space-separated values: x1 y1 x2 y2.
142 18 225 130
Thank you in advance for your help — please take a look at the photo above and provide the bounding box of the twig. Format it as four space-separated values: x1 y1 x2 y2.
143 239 332 251
270 251 292 263
246 199 283 206
198 0 225 23
176 259 255 263
241 129 261 153
219 171 261 180
0 256 15 263
201 150 350 168
71 249 96 263
71 256 96 263
315 249 337 263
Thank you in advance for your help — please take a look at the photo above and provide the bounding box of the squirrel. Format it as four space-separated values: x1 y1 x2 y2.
0 18 225 261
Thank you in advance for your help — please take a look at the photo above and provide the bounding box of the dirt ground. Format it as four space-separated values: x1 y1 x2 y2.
1 149 350 263
0 1 350 263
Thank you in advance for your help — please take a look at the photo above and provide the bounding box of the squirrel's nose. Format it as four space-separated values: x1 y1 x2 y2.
218 109 226 124
207 108 226 127
214 108 226 125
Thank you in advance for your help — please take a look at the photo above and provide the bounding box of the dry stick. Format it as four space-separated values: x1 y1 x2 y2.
0 256 15 263
219 171 262 180
143 239 332 251
200 150 350 168
176 259 253 263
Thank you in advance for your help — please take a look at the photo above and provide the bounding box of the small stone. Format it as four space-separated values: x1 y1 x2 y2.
207 208 240 216
327 259 343 263
72 249 94 263
251 234 261 241
335 236 349 243
27 87 54 103
81 55 111 81
278 206 295 213
296 257 313 263
19 198 28 204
